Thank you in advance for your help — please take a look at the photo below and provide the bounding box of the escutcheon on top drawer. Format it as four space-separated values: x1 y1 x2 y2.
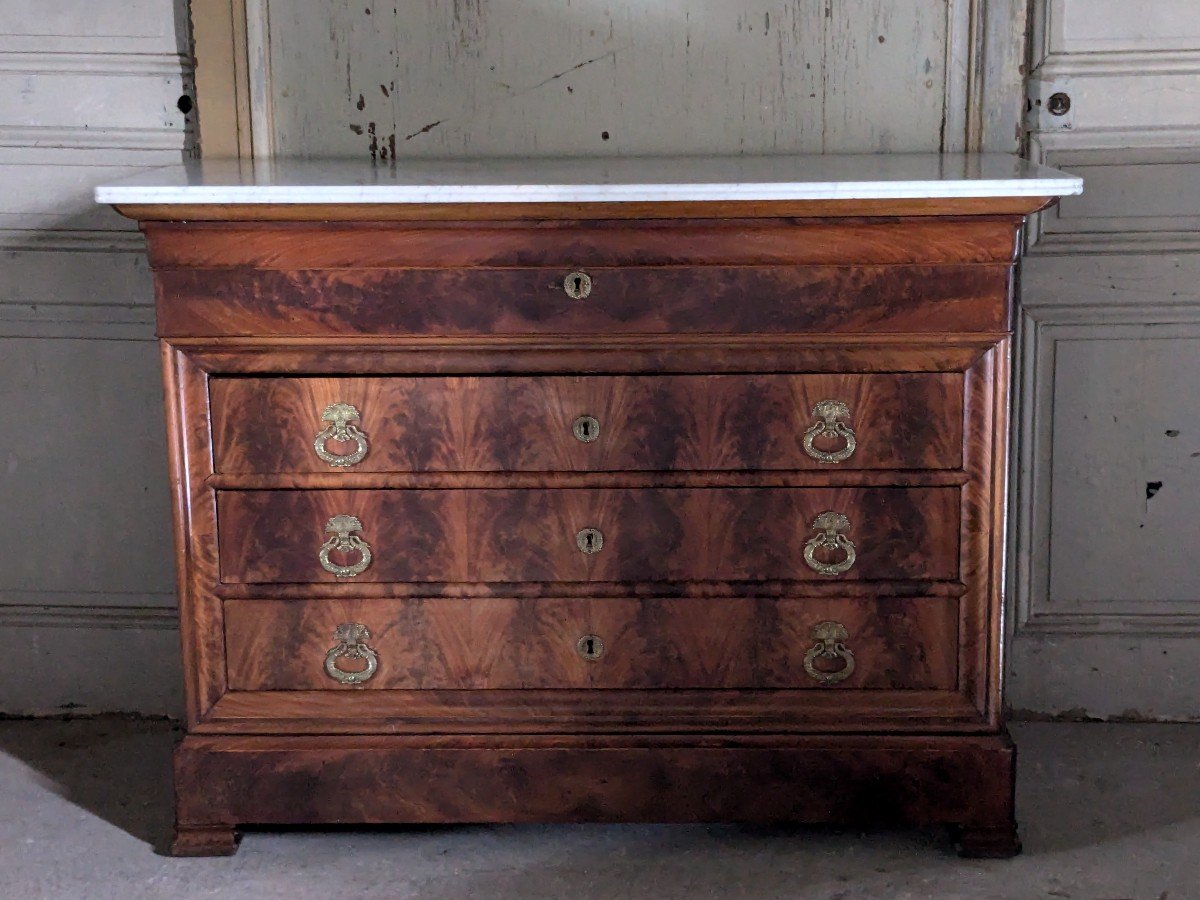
147 217 1018 339
210 373 964 474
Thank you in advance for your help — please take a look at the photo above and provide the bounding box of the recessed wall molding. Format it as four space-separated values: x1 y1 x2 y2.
1032 0 1200 68
0 603 176 631
1013 309 1200 638
1026 232 1200 257
0 301 155 340
0 228 145 252
0 50 189 76
1025 135 1200 251
0 125 189 152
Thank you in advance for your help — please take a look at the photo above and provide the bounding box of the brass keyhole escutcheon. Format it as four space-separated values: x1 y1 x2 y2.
572 414 600 443
576 527 604 554
563 271 593 300
577 634 605 661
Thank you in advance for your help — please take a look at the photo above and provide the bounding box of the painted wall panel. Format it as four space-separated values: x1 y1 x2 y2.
1048 335 1200 604
1015 2 1200 719
1048 0 1200 54
0 0 184 54
265 0 950 158
0 339 174 602
1044 156 1200 236
0 0 191 715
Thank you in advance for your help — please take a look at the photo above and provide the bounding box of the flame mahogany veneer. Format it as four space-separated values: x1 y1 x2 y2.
139 204 1033 859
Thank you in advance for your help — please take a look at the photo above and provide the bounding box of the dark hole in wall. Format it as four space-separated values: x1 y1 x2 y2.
177 95 193 114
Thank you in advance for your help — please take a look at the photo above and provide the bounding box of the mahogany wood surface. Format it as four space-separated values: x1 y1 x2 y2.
210 373 964 474
224 595 959 691
123 205 1034 855
198 687 986 735
154 264 1010 338
181 337 999 376
123 194 1053 220
172 732 1019 860
215 487 961 585
144 217 1021 268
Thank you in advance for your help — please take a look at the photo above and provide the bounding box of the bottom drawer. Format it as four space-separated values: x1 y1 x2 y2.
224 597 958 691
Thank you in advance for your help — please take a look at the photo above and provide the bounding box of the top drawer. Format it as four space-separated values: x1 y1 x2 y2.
154 265 1010 338
210 373 964 474
149 219 1017 338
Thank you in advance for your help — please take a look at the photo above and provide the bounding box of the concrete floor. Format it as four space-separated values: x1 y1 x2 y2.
0 720 1196 899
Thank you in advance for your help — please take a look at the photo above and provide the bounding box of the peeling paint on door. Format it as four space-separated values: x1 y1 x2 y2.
264 0 950 158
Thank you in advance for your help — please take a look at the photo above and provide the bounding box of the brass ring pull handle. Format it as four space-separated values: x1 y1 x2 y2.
314 402 369 467
802 400 857 464
563 271 593 300
802 511 857 576
803 621 855 685
324 623 378 685
318 515 373 577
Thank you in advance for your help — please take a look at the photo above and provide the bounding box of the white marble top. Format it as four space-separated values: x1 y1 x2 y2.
96 154 1082 205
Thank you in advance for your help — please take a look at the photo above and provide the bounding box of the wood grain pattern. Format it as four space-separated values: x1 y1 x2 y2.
199 688 985 735
181 338 999 376
224 596 959 691
216 487 961 585
123 195 1054 221
172 732 1019 855
131 206 1031 856
154 264 1010 338
144 217 1021 269
210 373 964 474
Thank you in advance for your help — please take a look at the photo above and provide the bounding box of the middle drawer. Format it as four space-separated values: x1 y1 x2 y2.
210 373 964 474
216 487 960 585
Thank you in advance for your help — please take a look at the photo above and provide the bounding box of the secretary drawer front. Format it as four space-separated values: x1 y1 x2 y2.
224 596 959 691
216 487 959 584
155 265 1010 337
210 373 965 474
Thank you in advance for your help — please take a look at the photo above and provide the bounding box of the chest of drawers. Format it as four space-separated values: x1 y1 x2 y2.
101 155 1080 859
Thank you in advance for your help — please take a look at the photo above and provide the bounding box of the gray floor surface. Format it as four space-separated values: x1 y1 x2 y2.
0 718 1196 899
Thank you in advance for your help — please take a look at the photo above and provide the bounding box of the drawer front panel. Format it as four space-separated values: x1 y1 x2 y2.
224 596 959 691
155 265 1010 337
216 487 960 584
211 373 965 474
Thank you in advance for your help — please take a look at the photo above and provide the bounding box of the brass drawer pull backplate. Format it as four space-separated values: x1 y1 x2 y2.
802 511 857 576
803 621 855 685
314 402 369 467
802 399 857 464
324 622 378 685
318 514 373 577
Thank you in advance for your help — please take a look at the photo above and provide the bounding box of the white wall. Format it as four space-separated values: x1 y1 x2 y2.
0 0 193 714
255 0 1000 158
1010 0 1200 719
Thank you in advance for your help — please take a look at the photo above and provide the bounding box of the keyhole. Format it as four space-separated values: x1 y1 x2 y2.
572 415 600 443
576 633 605 661
576 527 604 554
563 271 592 299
